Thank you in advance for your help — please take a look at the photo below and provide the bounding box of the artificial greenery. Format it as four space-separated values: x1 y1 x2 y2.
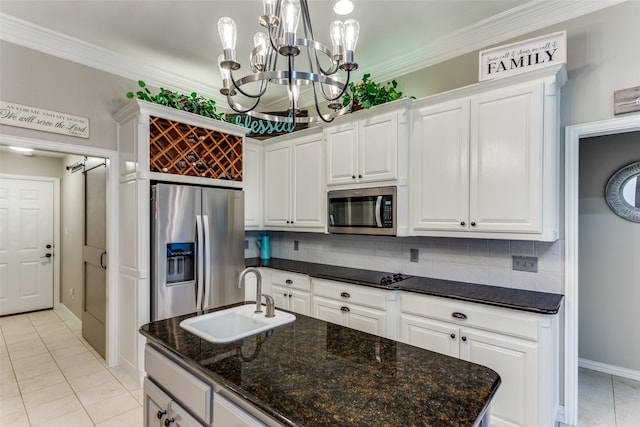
342 73 409 111
126 80 223 120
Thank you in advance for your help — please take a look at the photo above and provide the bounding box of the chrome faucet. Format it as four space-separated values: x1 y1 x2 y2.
238 267 274 317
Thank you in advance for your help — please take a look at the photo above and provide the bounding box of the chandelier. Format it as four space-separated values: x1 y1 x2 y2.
217 0 360 124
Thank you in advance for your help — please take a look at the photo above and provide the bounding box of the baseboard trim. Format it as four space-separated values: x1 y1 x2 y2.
578 358 640 381
57 303 82 324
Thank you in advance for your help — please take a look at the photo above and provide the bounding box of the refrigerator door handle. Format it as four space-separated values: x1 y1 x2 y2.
195 215 205 310
202 215 212 310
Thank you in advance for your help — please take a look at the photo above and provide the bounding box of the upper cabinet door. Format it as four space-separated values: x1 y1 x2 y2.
410 99 470 232
292 134 325 228
359 112 398 183
326 123 358 185
263 142 291 226
243 140 262 229
469 82 543 234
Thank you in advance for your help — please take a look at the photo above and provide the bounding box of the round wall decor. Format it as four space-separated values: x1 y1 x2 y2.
605 161 640 222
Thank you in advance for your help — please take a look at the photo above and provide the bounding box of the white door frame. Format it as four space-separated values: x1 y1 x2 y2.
0 134 118 367
563 114 640 426
0 174 59 314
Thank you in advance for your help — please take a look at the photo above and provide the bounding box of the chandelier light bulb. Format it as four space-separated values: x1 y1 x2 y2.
330 20 344 60
281 0 301 35
263 0 275 16
217 17 237 51
288 84 300 109
343 19 359 52
254 32 268 51
333 0 354 16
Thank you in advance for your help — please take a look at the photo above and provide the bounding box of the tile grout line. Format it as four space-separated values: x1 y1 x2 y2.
29 310 97 427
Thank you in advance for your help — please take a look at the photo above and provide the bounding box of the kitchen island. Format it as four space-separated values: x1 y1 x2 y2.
141 303 501 427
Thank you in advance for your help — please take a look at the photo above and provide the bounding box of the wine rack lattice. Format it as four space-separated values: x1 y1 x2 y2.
149 116 243 181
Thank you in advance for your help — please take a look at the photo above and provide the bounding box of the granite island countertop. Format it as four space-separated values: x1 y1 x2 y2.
246 258 564 315
141 303 501 427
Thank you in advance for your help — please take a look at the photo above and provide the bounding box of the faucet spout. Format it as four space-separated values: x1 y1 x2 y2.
237 267 263 314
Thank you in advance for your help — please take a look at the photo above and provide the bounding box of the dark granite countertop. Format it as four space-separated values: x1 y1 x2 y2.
141 304 501 427
246 258 564 315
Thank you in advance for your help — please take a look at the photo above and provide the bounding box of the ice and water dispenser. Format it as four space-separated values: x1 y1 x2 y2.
166 242 195 284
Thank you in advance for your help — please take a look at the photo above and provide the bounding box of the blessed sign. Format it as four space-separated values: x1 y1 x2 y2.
227 111 308 139
479 31 566 81
0 100 89 138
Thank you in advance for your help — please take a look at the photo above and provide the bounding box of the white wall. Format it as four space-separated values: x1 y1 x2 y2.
579 132 640 371
0 150 63 178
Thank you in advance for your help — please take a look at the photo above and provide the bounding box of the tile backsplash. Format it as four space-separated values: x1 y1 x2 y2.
245 231 564 294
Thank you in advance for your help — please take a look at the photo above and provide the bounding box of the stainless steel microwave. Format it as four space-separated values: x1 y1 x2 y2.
328 186 396 236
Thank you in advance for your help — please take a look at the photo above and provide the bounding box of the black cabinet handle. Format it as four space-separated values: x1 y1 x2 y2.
100 251 107 269
40 253 52 259
450 333 456 339
286 279 293 284
461 336 467 342
352 175 356 179
470 222 477 227
46 244 52 249
452 312 467 320
340 292 350 298
460 221 465 226
358 174 362 179
164 417 175 426
288 294 292 298
157 410 166 419
340 306 350 312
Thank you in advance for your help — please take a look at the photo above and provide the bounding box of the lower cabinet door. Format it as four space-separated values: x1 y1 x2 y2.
399 314 459 358
144 378 171 427
313 296 347 327
347 304 386 337
213 393 266 427
289 289 311 316
271 285 289 310
459 327 538 427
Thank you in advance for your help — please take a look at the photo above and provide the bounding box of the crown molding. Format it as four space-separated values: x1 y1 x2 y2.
366 0 627 82
1 0 627 111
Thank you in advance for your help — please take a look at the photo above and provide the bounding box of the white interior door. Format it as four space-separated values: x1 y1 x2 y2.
0 177 54 316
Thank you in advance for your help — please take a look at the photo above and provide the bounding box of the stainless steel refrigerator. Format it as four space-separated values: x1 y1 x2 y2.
151 183 245 321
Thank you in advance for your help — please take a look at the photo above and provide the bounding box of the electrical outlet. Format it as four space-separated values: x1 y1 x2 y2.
294 240 299 251
69 288 75 300
512 255 538 273
410 248 419 263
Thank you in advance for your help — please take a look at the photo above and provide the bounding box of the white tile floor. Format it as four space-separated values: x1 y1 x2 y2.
0 309 142 427
1 309 639 426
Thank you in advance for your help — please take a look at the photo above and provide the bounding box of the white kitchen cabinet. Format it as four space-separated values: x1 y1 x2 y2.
115 100 248 384
312 278 394 338
410 65 566 240
144 378 205 427
213 393 266 427
244 139 263 230
399 292 559 427
263 129 325 232
323 100 410 187
267 270 312 315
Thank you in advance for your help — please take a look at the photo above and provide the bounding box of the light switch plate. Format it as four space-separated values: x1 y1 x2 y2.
512 255 538 273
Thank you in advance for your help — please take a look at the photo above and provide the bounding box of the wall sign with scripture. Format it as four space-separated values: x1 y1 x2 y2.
0 100 90 138
479 31 566 82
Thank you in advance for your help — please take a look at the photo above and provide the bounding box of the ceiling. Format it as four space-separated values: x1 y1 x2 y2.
0 1 623 112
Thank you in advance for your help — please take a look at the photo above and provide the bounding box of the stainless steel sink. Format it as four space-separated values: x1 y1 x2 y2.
179 304 296 343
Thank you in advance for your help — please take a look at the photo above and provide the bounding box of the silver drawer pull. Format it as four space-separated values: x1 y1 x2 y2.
452 312 467 320
340 292 350 298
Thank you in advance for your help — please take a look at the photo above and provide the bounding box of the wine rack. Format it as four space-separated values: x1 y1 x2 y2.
149 116 243 181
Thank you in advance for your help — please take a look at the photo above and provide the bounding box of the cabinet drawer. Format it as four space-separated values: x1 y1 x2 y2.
145 345 213 424
313 278 387 310
270 270 311 292
399 292 539 341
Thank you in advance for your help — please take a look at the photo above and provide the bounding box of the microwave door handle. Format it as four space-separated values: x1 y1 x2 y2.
195 215 204 311
375 196 383 228
202 215 212 311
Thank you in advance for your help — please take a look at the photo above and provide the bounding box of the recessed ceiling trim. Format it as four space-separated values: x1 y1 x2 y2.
0 0 626 112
